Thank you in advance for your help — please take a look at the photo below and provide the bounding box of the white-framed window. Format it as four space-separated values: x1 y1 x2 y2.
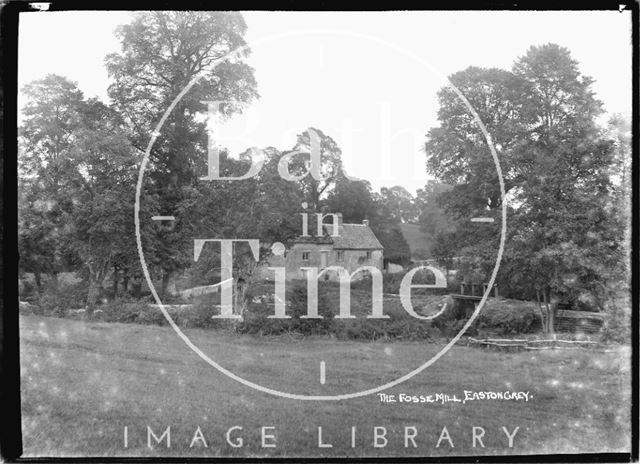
336 250 344 262
302 251 310 262
366 251 372 260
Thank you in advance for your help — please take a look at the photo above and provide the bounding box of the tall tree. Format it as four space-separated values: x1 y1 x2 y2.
325 175 377 223
19 76 150 307
426 66 527 219
283 127 344 211
177 148 304 315
415 181 455 238
18 75 87 287
607 113 632 211
67 99 151 307
379 185 417 224
425 44 622 332
18 177 64 292
106 12 259 295
424 67 522 292
370 190 411 266
325 176 411 265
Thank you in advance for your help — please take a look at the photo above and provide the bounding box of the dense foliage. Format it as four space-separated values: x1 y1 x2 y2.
18 17 629 340
423 44 629 333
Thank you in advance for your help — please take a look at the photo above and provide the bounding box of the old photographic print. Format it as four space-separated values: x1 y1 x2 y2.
6 4 636 461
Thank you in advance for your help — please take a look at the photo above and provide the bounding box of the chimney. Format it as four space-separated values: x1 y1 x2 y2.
362 219 370 227
336 213 343 227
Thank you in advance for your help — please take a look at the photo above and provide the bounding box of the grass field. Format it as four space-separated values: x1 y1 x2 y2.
19 314 631 458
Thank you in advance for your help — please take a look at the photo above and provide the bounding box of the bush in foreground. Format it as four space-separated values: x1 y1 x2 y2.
236 283 335 336
20 280 549 341
236 282 449 341
474 298 541 335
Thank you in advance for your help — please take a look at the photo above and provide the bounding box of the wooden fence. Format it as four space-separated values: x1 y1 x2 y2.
465 337 615 352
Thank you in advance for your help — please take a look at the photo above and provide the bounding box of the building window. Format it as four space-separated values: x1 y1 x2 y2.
336 251 344 262
366 251 372 260
302 251 310 262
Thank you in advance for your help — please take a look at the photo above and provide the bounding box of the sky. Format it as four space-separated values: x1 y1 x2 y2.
18 10 633 193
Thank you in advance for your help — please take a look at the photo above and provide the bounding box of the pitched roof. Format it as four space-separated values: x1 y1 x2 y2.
323 223 384 250
290 235 334 245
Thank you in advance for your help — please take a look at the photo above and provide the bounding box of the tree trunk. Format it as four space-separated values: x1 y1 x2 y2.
131 279 142 299
311 184 320 212
536 288 546 331
86 261 109 312
541 287 556 335
548 291 558 336
548 304 556 335
112 266 119 298
541 289 550 334
34 272 42 294
162 269 177 298
87 277 102 311
49 272 59 292
445 261 450 289
235 280 247 316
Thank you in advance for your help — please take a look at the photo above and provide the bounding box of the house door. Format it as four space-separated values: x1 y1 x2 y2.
320 251 328 269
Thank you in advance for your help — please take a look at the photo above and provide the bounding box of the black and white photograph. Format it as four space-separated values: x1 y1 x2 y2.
4 5 636 460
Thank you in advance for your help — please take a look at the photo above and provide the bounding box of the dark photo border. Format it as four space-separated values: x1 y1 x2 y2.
1 1 637 462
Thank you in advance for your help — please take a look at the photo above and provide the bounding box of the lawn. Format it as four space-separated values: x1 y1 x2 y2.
19 314 631 458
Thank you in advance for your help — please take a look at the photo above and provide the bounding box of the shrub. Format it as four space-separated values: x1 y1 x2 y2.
329 293 451 341
181 293 234 330
34 293 68 317
474 298 540 335
95 298 165 325
352 271 447 296
427 297 540 338
19 279 38 299
30 281 89 317
600 290 631 344
19 300 40 316
309 279 444 340
93 296 227 330
433 317 477 339
601 308 631 344
236 282 334 336
173 304 223 329
382 273 404 294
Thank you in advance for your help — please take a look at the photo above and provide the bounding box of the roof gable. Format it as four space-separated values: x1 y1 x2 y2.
323 223 384 250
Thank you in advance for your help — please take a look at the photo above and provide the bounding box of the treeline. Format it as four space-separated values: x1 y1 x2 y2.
17 11 630 339
17 12 412 308
422 44 630 334
322 44 631 336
